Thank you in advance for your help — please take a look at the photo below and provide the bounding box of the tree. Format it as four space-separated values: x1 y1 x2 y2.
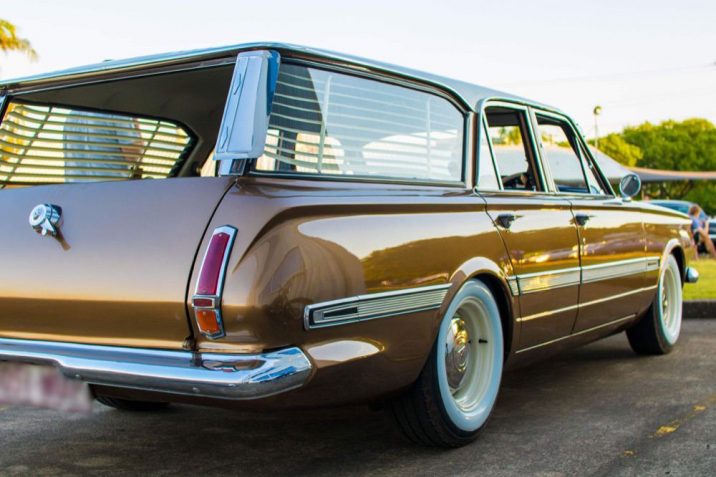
598 118 716 214
590 133 643 167
0 19 36 60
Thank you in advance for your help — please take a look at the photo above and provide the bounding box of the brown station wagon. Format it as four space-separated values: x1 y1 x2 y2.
0 43 700 447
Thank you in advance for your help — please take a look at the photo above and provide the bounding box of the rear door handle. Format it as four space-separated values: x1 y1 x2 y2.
496 213 520 229
575 213 593 226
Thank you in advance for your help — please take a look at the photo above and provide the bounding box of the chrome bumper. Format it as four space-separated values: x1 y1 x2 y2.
0 338 312 400
685 267 699 284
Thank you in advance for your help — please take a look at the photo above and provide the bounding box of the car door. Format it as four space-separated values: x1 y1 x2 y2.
477 103 581 351
532 110 650 333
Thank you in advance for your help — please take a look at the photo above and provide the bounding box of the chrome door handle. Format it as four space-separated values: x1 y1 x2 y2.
496 213 520 229
575 213 593 226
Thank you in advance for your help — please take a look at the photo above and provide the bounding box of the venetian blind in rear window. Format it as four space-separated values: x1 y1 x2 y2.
0 101 193 188
255 64 464 183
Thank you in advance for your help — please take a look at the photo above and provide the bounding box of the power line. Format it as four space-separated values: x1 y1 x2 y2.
500 62 715 87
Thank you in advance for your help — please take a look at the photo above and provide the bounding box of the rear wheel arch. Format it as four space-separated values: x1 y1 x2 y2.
669 245 685 283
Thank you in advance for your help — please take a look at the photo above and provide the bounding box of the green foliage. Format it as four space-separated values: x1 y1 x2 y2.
592 133 643 167
495 126 522 145
596 118 716 215
683 258 716 300
0 19 36 60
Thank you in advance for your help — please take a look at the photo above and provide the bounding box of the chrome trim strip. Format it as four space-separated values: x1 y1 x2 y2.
506 277 520 296
517 285 657 322
582 256 659 283
517 267 581 294
515 314 637 354
304 284 450 330
0 339 312 400
509 256 661 296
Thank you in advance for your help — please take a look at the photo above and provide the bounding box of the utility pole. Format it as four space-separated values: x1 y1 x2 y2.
593 105 602 150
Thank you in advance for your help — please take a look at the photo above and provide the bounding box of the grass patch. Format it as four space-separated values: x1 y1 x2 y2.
684 258 716 300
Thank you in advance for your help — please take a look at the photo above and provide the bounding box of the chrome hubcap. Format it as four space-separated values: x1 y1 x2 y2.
445 316 471 393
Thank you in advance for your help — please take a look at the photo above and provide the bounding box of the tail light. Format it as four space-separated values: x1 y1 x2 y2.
192 225 237 339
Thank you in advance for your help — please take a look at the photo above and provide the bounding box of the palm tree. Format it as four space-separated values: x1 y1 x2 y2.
0 19 37 60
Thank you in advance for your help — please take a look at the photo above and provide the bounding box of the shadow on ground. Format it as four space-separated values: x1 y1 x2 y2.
1 321 714 476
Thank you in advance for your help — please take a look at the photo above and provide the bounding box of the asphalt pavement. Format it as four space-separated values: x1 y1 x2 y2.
1 320 714 476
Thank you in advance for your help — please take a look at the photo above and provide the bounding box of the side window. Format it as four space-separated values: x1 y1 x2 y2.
477 120 500 190
484 107 539 191
254 64 465 183
536 114 604 194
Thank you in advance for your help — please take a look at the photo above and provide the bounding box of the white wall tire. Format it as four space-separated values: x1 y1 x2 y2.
390 280 504 447
627 254 683 355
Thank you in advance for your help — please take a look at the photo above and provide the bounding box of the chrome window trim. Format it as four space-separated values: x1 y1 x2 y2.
531 107 614 197
474 114 501 192
479 100 548 193
304 284 451 330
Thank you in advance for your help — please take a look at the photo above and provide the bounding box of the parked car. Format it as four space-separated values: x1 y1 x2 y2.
649 200 716 251
0 44 699 447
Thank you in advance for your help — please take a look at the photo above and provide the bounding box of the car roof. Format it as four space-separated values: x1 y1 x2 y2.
0 42 556 114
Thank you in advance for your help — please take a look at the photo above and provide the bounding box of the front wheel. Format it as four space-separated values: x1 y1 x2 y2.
390 280 504 447
626 254 683 355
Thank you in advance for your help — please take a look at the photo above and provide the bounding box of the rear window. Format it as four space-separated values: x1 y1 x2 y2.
254 64 465 183
0 101 193 188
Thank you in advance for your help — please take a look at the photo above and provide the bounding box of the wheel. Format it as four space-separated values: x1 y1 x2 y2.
626 254 683 355
390 280 504 447
95 395 170 412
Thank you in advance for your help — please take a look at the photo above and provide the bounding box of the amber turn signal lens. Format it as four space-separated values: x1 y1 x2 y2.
195 309 223 337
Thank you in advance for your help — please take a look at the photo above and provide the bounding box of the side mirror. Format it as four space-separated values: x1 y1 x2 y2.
619 173 641 200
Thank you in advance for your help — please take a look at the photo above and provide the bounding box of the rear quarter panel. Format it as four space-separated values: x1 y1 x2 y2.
188 177 515 405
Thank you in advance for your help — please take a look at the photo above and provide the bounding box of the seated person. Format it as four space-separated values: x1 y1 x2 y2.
688 204 716 258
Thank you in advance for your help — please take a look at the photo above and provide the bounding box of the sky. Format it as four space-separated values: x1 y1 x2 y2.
1 0 715 136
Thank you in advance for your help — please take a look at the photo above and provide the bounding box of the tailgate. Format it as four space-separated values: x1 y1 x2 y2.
0 177 234 349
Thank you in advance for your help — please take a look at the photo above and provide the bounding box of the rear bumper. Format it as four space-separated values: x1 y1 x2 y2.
0 338 312 400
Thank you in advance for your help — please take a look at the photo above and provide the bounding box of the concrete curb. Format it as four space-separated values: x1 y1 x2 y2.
684 300 716 319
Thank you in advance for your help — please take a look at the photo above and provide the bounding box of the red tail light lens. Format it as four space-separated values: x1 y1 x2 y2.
193 226 237 339
196 231 232 295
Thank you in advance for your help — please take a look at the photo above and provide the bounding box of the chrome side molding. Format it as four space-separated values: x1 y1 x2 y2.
685 267 699 284
304 284 450 330
0 338 312 400
510 256 661 296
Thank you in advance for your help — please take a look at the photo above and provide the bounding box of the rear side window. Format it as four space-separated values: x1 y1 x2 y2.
254 64 465 183
0 101 193 188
